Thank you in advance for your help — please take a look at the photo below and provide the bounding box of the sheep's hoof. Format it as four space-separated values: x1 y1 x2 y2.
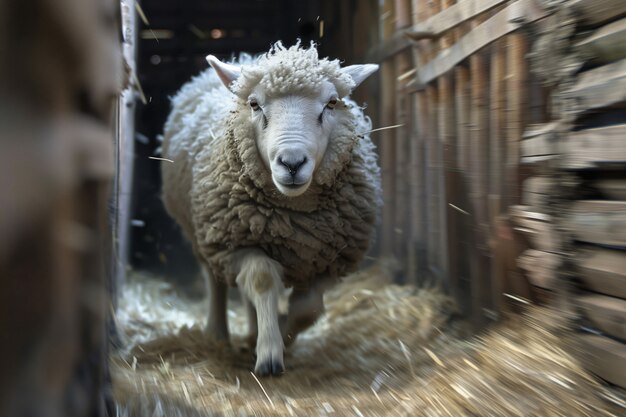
254 357 284 377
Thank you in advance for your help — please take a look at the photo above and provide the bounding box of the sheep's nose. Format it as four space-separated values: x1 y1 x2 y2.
278 156 306 176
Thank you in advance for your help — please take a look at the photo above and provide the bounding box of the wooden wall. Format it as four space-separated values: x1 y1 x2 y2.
520 0 626 390
366 0 548 324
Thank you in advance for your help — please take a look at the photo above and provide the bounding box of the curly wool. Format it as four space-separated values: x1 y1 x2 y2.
162 44 381 289
233 42 356 98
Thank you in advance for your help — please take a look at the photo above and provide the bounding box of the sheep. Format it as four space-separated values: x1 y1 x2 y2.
161 42 381 376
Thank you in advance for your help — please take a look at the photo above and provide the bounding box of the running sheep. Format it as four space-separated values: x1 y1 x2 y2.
161 42 381 376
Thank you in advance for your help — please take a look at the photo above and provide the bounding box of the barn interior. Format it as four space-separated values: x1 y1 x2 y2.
2 0 626 416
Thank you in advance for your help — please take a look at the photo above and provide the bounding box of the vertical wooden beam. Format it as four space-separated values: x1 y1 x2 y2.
505 33 528 207
453 61 471 315
408 0 428 284
469 18 490 325
439 0 455 289
380 0 396 257
393 0 412 276
489 39 506 314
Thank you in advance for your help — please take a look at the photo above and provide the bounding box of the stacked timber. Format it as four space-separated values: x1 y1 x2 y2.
524 0 626 390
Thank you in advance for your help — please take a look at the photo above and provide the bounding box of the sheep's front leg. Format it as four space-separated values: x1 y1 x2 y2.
235 250 284 376
202 266 229 342
282 285 324 346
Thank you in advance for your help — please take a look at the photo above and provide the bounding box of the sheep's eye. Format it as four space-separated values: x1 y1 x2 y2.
249 100 260 111
326 98 338 110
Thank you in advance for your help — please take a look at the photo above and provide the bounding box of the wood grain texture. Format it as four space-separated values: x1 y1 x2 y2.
568 201 626 247
417 0 548 84
578 334 626 388
577 247 626 299
578 294 626 339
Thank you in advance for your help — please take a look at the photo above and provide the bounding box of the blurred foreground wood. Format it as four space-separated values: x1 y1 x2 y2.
0 0 124 416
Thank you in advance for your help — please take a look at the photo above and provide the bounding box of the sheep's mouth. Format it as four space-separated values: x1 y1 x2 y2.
273 178 312 197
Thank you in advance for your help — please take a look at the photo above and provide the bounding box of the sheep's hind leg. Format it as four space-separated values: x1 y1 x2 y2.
282 286 324 346
202 266 229 343
244 299 258 350
235 250 284 376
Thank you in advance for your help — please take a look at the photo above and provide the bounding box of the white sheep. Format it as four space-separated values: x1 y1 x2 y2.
161 42 381 376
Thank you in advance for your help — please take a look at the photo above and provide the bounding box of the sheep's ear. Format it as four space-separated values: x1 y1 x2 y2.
341 64 379 89
206 55 240 92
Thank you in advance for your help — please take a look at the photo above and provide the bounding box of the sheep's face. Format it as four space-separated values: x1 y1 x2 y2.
245 81 337 197
207 53 378 197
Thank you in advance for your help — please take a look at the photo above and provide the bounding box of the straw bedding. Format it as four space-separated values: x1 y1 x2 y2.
112 262 624 416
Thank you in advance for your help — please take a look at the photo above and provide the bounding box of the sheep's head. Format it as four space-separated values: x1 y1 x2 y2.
207 44 378 197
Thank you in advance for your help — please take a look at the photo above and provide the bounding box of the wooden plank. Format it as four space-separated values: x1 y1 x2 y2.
393 0 412 268
407 0 507 39
489 40 506 203
570 0 626 27
575 17 626 64
379 0 396 257
522 176 555 208
578 334 626 389
561 124 626 169
416 0 548 85
505 32 528 207
578 247 626 299
520 122 559 158
439 0 454 291
578 294 626 339
366 30 411 63
562 58 626 116
518 249 560 289
469 17 491 324
568 201 626 247
595 179 626 200
510 206 560 252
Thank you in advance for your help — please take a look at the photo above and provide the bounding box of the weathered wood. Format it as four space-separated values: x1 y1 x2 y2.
595 179 626 200
469 17 492 322
416 0 548 85
578 334 626 389
570 0 626 27
578 294 626 339
366 30 412 63
578 247 626 299
506 32 528 206
561 124 626 169
575 17 626 64
489 40 506 204
562 58 626 116
522 176 555 208
393 0 412 267
380 0 397 257
407 0 508 39
568 201 626 247
518 249 560 289
510 206 560 252
520 122 559 158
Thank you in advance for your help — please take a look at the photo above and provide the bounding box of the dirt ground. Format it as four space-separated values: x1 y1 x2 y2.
111 263 625 416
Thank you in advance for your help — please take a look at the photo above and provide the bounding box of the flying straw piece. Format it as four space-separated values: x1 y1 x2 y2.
449 203 470 215
250 372 275 409
149 156 174 163
364 124 405 134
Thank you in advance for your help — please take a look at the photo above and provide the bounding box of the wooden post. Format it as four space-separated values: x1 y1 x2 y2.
469 18 490 325
489 39 506 313
393 0 412 276
408 0 428 284
505 33 528 207
380 0 397 257
439 0 455 290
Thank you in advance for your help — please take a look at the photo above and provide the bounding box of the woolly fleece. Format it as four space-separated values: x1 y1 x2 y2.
161 43 381 289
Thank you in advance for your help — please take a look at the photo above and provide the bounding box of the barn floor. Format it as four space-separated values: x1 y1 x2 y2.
111 263 624 417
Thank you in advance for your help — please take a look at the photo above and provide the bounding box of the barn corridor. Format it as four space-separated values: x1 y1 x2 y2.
111 264 622 416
